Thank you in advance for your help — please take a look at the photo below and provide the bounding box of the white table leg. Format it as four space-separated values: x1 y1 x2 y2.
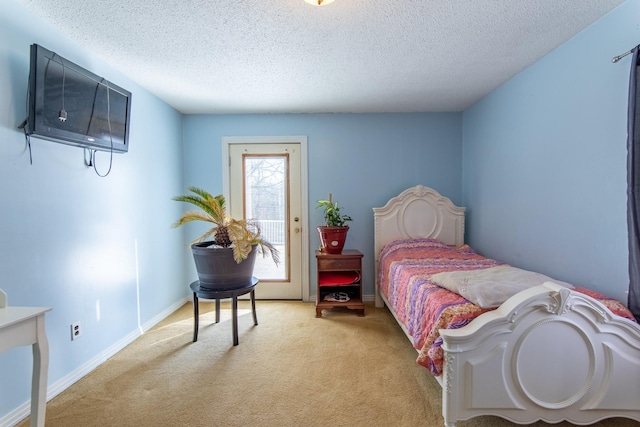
30 315 48 427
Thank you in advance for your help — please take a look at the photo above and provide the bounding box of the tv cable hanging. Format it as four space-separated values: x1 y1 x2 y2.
18 51 64 165
84 77 114 177
57 54 67 122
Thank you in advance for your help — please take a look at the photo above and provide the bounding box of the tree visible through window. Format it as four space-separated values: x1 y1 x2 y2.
244 155 287 280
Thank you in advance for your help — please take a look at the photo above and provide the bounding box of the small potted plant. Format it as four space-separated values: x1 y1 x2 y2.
316 193 352 254
173 187 279 289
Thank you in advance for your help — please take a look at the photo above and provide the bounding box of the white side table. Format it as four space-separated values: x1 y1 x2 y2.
0 290 51 427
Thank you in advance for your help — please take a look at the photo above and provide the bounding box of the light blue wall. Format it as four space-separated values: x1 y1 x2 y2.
462 0 639 303
0 1 186 422
182 113 463 296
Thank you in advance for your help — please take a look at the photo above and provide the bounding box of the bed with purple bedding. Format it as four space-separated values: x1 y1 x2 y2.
373 185 640 427
377 237 636 377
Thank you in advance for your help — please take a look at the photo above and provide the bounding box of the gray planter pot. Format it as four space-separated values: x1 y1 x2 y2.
191 242 257 289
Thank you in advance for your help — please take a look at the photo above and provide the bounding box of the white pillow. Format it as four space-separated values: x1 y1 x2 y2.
430 266 574 308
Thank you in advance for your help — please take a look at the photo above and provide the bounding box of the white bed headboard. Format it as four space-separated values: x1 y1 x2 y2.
373 185 465 306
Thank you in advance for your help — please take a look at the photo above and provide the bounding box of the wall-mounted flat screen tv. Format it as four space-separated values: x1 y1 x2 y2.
25 44 132 153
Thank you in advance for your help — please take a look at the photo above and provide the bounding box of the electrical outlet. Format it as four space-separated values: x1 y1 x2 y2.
71 322 81 341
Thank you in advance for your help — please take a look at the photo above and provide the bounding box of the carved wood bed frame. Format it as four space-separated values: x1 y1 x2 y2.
373 185 640 427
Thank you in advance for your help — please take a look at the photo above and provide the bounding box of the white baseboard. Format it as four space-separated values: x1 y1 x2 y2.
0 297 189 427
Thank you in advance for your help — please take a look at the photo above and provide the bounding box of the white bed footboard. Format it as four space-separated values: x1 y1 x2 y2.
439 282 640 426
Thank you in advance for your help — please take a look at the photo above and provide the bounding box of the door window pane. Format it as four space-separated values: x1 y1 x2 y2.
244 155 288 281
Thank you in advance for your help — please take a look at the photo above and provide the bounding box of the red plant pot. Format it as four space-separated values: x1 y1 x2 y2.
317 226 349 254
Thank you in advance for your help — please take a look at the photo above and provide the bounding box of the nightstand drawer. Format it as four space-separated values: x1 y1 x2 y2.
317 257 361 270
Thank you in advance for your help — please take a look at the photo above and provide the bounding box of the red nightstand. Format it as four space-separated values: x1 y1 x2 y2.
315 249 364 317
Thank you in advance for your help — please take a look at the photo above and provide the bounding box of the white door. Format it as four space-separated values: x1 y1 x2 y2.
225 138 307 300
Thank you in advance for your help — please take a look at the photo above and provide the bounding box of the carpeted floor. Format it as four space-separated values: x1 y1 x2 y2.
18 301 639 427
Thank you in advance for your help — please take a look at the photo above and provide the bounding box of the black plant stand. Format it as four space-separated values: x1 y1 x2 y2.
190 277 259 346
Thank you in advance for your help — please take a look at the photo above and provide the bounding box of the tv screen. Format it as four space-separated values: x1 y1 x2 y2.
25 44 132 153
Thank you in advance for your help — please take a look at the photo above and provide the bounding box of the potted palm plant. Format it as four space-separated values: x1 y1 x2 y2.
316 193 352 254
173 187 279 289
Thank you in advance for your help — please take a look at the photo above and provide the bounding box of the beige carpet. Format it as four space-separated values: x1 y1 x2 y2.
18 301 638 427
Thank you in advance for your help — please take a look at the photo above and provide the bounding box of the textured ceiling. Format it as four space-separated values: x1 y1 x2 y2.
17 0 625 114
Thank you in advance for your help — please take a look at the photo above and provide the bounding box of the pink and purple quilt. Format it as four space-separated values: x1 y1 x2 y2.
378 238 636 376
